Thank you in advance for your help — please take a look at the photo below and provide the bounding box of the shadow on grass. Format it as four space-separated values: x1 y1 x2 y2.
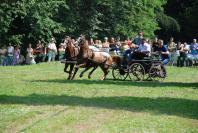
29 79 198 89
0 94 198 120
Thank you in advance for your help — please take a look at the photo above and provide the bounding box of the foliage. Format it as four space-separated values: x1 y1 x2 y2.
156 12 180 40
163 0 198 41
0 0 167 48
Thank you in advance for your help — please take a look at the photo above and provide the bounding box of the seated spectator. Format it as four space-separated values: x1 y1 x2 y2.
155 39 170 65
187 39 198 66
47 37 57 62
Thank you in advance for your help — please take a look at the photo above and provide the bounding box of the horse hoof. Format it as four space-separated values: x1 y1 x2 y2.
79 74 83 78
88 75 91 79
64 70 69 73
100 77 105 80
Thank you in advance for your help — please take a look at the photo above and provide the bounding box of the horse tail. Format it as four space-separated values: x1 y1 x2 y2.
105 56 113 66
111 55 122 66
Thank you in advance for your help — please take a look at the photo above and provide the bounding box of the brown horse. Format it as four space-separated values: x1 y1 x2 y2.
63 36 79 79
63 36 98 80
71 35 113 80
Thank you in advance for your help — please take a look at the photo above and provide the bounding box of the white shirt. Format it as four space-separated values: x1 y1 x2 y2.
7 46 14 56
138 43 151 53
48 42 57 52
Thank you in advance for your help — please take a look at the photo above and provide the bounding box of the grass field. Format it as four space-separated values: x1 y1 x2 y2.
0 62 198 133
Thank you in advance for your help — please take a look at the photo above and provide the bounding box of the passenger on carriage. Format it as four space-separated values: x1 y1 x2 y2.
137 38 151 56
155 39 170 65
133 31 143 46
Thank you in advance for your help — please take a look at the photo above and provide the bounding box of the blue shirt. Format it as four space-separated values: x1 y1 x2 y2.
190 43 198 55
133 37 142 46
156 46 170 60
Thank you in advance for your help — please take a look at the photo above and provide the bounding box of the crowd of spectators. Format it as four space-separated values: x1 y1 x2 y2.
0 32 198 67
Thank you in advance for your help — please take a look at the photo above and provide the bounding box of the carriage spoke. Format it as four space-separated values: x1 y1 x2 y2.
112 67 128 80
129 63 145 81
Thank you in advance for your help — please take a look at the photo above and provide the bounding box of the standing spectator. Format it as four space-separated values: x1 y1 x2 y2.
58 43 65 60
47 37 57 62
187 39 198 66
109 37 118 55
177 42 189 67
125 37 132 47
0 47 7 66
94 39 99 48
156 39 170 65
13 45 20 65
167 37 176 65
97 40 103 49
7 43 14 66
102 37 110 53
34 40 43 63
41 42 47 62
71 38 76 45
89 38 94 45
133 32 143 46
26 43 35 64
176 42 182 67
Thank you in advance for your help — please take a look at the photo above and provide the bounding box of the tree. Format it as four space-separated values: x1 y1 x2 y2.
163 0 198 41
0 0 168 48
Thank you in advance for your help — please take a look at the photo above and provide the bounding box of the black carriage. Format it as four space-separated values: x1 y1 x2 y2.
112 51 167 81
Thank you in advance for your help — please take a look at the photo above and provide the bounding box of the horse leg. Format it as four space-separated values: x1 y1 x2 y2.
99 64 110 80
64 63 69 73
68 63 75 80
71 63 86 80
79 65 92 78
88 65 98 79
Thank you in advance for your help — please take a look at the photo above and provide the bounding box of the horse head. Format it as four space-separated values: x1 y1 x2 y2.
76 35 87 47
63 36 71 46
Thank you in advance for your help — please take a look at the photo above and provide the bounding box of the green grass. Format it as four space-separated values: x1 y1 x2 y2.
0 62 198 133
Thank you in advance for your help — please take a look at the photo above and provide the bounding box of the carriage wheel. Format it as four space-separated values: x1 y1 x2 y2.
129 63 145 81
112 67 129 80
149 65 166 81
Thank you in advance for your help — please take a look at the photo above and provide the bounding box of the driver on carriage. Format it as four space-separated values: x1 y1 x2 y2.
122 38 151 68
